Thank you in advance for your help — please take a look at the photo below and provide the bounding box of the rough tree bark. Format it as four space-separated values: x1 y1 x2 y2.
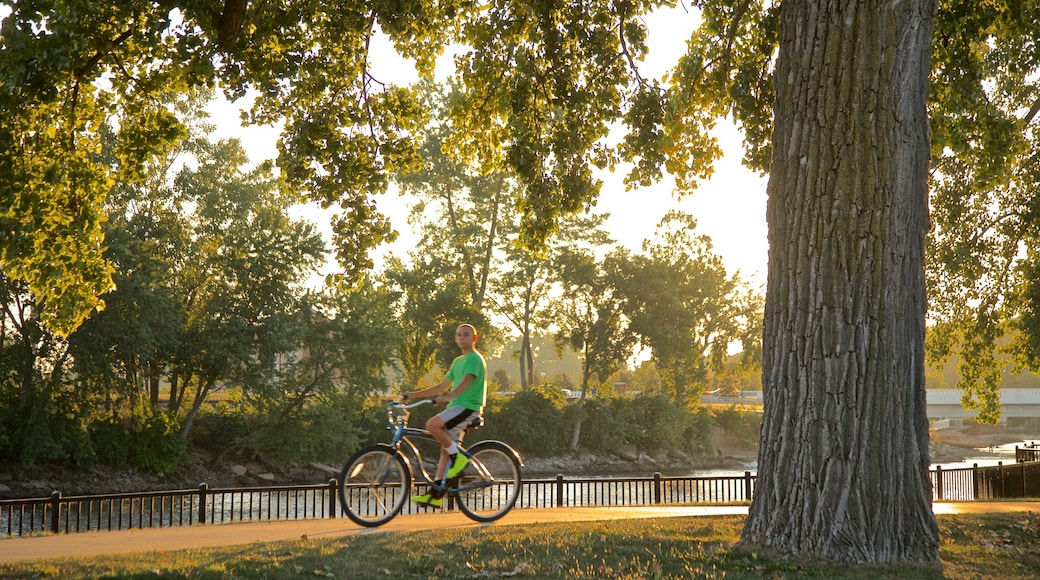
740 0 940 563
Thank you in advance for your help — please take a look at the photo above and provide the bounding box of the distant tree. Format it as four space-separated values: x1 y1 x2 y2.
552 245 636 451
383 256 486 386
618 212 750 406
629 360 662 397
491 368 513 392
229 282 402 462
0 273 81 465
490 239 555 390
157 137 327 438
397 82 513 311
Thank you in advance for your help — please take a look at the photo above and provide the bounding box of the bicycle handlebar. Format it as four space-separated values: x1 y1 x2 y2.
391 399 434 410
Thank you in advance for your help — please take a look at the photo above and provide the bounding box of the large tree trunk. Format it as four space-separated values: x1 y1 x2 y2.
740 0 940 563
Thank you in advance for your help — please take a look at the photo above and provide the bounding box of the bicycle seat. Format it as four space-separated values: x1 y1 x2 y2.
465 414 484 432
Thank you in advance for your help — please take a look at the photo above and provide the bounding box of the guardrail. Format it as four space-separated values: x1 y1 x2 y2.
3 463 1038 538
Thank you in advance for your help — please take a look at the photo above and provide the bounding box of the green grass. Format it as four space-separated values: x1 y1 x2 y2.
2 512 1038 579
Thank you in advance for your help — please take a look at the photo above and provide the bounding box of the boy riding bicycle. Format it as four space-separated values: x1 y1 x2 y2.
400 323 486 508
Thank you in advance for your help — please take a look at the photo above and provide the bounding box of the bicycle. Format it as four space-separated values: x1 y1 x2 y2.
338 399 523 527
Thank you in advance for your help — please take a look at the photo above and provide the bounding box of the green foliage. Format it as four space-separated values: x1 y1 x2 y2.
88 419 131 467
565 399 625 455
551 239 636 405
85 409 187 476
192 392 387 466
615 213 759 404
189 389 256 454
926 0 1040 423
491 368 514 391
615 393 692 454
713 406 762 448
127 412 187 476
482 385 568 458
247 392 377 465
383 260 489 385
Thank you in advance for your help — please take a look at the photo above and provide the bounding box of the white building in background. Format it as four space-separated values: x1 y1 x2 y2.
927 389 1040 423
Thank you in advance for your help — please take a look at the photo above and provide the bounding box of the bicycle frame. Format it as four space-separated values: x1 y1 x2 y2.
339 400 523 527
384 401 492 494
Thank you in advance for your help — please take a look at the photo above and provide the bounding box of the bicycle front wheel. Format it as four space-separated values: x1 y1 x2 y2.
455 440 522 523
338 444 411 527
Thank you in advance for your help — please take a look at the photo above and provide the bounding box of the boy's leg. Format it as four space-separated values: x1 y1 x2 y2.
426 414 454 449
412 447 452 508
426 408 473 479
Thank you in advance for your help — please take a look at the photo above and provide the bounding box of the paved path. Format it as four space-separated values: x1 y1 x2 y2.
1 503 1035 564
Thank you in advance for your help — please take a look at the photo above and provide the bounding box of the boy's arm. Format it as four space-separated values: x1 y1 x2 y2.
434 374 474 406
402 378 451 401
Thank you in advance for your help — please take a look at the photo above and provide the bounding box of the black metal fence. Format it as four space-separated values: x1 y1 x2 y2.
3 463 1038 538
1 481 338 538
517 472 756 509
1016 444 1040 463
975 461 1040 499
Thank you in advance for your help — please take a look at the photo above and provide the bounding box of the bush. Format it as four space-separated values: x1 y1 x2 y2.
684 405 715 456
128 411 188 476
566 399 626 454
617 393 689 453
192 391 384 466
189 389 257 455
89 419 131 466
713 406 763 447
482 385 568 457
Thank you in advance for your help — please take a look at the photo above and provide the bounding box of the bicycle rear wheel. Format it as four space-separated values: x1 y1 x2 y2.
339 444 410 527
455 440 522 523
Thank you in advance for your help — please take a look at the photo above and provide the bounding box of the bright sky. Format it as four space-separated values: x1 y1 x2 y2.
206 5 769 288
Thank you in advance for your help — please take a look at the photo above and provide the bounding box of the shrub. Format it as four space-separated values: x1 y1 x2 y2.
483 385 568 457
128 411 188 476
566 399 626 454
192 391 384 466
615 394 691 453
713 406 762 448
89 419 131 466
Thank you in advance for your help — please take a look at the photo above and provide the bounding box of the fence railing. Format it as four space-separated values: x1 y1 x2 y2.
1 481 338 538
3 463 1038 538
1016 444 1040 463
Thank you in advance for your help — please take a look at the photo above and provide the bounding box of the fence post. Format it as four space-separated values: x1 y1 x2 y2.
198 483 208 525
999 462 1005 498
935 465 943 501
744 471 753 501
972 463 979 500
328 479 337 518
1022 463 1027 498
555 474 564 508
49 491 61 534
653 472 661 504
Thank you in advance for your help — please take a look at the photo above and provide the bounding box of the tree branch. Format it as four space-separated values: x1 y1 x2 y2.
1024 96 1040 126
216 0 249 48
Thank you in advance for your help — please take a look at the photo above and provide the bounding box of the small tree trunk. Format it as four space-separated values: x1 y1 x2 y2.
519 333 531 390
740 0 940 563
179 378 213 438
148 360 160 407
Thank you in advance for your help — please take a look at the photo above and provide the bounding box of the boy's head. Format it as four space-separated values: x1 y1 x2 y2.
455 324 478 350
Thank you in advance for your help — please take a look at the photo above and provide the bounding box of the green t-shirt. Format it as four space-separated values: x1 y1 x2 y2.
446 350 487 412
